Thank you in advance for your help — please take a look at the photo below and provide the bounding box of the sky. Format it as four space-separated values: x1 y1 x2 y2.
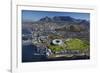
22 10 90 22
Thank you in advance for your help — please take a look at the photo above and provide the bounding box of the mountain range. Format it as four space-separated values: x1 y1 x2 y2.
39 16 89 23
22 16 90 35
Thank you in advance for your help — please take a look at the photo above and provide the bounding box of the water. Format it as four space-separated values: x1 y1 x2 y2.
22 44 47 62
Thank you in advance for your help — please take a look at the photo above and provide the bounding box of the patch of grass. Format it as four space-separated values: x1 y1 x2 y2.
48 45 64 52
65 38 89 50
